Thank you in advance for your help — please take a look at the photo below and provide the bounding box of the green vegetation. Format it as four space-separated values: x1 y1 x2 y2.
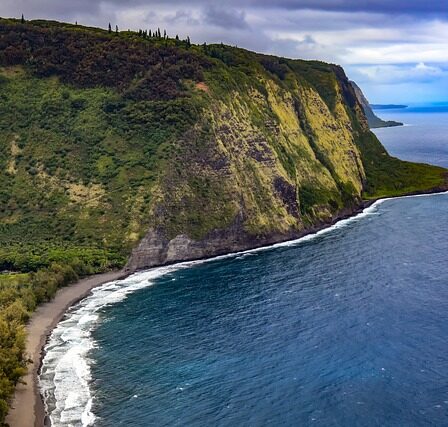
356 131 447 198
0 19 210 420
0 17 446 423
0 263 81 422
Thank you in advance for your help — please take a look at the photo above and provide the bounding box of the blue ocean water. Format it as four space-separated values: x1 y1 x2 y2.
40 107 448 426
372 104 448 168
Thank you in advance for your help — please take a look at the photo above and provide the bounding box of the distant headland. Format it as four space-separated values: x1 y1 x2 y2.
350 81 404 128
371 104 408 110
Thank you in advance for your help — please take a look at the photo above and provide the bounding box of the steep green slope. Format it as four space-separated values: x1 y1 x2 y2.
0 18 446 422
356 131 446 198
1 17 445 272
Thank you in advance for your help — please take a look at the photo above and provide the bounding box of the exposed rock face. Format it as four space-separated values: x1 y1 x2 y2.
350 81 403 129
127 229 296 270
126 202 366 271
127 64 372 270
0 19 445 275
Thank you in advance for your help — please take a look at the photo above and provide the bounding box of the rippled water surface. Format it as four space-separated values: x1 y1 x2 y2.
87 194 448 426
372 105 448 168
41 107 448 426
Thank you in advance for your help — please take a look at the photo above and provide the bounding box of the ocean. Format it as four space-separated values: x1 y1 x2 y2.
372 104 448 168
40 106 448 426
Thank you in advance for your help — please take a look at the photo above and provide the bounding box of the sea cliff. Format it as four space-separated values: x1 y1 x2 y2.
0 18 447 423
1 18 445 275
350 80 403 128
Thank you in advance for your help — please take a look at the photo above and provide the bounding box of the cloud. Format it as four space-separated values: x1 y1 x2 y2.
1 0 448 102
354 62 447 85
165 10 200 26
203 6 249 29
246 0 448 15
345 42 448 65
5 0 447 23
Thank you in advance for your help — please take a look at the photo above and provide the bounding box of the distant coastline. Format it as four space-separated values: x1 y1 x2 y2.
349 81 403 128
371 104 408 110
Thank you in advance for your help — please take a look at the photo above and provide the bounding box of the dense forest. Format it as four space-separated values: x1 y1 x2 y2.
0 17 446 424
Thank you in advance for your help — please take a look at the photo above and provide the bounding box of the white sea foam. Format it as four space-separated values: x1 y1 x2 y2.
39 191 448 426
39 264 193 427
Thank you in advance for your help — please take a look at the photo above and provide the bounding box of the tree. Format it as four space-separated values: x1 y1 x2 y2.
149 29 152 37
163 29 167 39
186 36 191 48
21 14 24 24
115 25 118 34
108 23 112 33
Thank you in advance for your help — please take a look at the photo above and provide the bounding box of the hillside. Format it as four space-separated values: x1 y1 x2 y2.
0 18 447 423
350 81 403 128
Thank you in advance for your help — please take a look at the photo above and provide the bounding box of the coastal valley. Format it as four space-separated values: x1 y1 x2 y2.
0 18 447 424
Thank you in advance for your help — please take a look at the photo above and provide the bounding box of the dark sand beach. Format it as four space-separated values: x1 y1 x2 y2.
5 270 127 427
6 189 448 427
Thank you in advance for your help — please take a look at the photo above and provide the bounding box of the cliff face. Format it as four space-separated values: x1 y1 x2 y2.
350 81 403 129
127 60 370 269
0 19 446 274
2 19 448 426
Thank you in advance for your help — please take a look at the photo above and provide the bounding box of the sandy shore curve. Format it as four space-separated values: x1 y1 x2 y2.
5 270 128 427
5 189 448 427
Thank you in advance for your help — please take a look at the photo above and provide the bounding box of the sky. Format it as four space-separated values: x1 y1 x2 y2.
1 0 447 103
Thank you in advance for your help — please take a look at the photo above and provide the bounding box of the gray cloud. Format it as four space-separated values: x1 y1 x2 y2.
203 6 249 29
165 10 200 26
1 0 448 102
246 0 448 15
5 0 447 19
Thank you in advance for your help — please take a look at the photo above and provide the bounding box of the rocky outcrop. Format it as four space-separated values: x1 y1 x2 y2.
126 228 293 270
124 62 373 270
126 201 367 271
350 81 403 128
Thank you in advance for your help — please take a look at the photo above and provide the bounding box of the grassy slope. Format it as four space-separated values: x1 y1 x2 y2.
0 18 446 423
0 66 200 271
356 132 447 199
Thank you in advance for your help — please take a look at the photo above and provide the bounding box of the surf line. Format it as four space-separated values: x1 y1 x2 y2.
39 190 448 426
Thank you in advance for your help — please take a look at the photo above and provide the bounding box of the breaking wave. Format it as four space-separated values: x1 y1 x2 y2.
39 192 446 426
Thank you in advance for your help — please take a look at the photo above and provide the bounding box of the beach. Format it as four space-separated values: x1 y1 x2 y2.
5 190 448 427
4 203 377 427
5 270 127 427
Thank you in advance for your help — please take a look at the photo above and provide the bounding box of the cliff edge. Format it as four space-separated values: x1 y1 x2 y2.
0 18 445 274
350 80 403 128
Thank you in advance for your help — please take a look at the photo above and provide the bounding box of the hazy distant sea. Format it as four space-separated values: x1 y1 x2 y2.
372 104 448 167
40 104 448 427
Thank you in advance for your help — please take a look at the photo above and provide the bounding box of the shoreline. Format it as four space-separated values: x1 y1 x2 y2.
5 270 129 427
6 188 448 427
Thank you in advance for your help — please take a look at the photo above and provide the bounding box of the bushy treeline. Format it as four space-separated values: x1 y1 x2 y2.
0 251 123 425
0 243 125 273
0 19 208 100
0 260 93 423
